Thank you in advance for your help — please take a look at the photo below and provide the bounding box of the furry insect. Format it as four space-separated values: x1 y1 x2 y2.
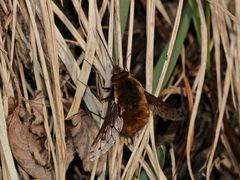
89 66 184 161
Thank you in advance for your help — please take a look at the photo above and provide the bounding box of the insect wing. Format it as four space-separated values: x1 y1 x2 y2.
144 91 184 121
89 103 123 161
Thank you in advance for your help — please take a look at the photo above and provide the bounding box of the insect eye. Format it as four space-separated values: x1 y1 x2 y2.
112 66 122 75
111 71 129 83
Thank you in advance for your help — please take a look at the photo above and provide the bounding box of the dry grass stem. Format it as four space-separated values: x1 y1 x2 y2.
186 0 208 179
154 0 184 96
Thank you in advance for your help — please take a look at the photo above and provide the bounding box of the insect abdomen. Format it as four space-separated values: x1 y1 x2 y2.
121 102 149 136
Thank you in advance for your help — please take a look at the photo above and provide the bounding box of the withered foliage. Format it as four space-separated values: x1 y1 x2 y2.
7 91 53 179
7 90 106 178
65 110 106 175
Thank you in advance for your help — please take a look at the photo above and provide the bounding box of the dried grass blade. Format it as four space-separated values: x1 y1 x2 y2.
156 0 172 26
186 0 208 179
211 4 222 107
139 156 157 180
145 2 160 178
235 1 240 123
40 1 66 177
114 0 123 67
220 133 240 177
145 0 155 93
126 0 134 70
0 94 19 179
154 0 184 96
9 0 17 64
208 0 240 25
121 126 148 179
67 0 96 118
25 0 61 178
146 143 167 179
52 2 86 50
206 10 235 180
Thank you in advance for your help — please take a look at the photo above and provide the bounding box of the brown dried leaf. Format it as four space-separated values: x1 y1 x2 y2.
7 97 18 115
7 94 53 179
65 128 75 170
66 110 106 174
31 91 45 125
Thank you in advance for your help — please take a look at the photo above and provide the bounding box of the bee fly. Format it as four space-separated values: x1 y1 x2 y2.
89 65 184 161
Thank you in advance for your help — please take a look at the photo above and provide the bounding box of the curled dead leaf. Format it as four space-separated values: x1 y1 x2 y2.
66 110 106 175
7 92 53 179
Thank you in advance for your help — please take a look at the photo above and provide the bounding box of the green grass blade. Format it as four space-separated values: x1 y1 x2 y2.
139 171 150 180
188 0 201 45
119 0 130 38
205 1 212 78
157 145 166 168
153 3 192 92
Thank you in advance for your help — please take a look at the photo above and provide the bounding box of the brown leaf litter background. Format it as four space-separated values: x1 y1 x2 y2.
0 0 240 180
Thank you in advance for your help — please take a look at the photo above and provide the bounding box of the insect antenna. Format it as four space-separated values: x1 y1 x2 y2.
82 58 104 78
124 52 132 71
66 107 105 121
96 30 116 68
76 57 107 90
